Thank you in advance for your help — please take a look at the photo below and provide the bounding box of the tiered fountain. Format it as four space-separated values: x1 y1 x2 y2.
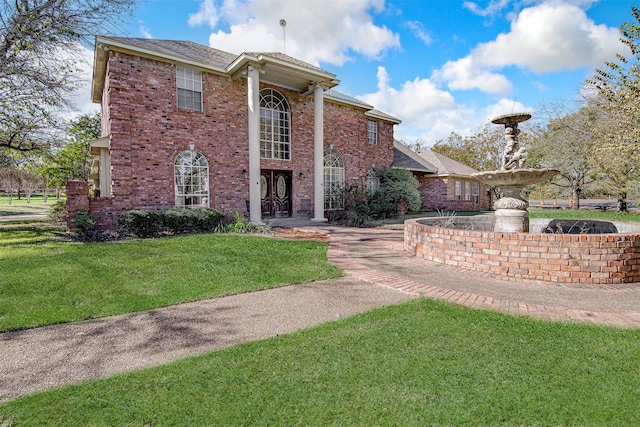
471 113 559 232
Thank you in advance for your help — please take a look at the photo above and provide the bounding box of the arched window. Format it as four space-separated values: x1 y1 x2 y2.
324 150 345 210
174 150 209 208
260 89 291 160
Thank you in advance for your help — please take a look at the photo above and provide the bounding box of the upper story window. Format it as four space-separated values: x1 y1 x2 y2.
177 66 202 111
260 89 291 160
367 120 378 145
174 150 209 208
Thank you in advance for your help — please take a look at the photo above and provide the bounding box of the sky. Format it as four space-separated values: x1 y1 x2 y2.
75 0 636 146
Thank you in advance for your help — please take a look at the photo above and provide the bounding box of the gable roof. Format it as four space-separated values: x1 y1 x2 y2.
417 149 479 177
91 36 401 124
391 140 437 173
392 140 479 177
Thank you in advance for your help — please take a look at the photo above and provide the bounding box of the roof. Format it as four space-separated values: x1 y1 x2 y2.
391 140 479 177
391 140 437 173
417 149 479 177
91 37 398 124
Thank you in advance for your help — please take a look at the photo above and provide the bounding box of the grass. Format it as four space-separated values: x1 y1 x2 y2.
529 208 640 223
2 298 640 426
0 195 57 216
0 230 342 331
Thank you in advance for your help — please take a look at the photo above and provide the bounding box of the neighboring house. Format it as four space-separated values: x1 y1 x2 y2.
66 37 400 230
392 141 492 211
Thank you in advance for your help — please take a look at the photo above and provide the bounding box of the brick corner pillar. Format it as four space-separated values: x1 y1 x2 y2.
65 181 90 232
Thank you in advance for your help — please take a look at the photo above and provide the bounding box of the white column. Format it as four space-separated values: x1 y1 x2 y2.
247 66 262 224
312 83 327 221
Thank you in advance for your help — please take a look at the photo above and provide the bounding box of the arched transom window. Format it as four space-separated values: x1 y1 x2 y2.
260 89 291 160
324 150 345 210
174 150 209 208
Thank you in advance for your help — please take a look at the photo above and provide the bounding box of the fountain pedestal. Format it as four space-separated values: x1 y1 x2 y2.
472 168 559 233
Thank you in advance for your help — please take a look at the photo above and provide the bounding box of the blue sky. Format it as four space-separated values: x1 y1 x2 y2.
78 0 635 146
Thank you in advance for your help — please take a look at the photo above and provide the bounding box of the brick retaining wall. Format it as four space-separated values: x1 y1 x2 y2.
404 218 640 284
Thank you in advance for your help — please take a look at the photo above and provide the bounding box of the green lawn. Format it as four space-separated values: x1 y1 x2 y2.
0 195 57 216
529 208 640 222
2 299 639 426
0 229 342 331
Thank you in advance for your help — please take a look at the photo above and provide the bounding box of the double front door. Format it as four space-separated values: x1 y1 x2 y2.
260 170 291 218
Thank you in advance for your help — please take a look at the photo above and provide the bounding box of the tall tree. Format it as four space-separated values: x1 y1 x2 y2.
431 123 506 172
528 103 599 209
42 113 100 191
0 0 134 152
587 6 640 211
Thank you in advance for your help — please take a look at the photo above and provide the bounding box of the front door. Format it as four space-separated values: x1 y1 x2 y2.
260 170 291 218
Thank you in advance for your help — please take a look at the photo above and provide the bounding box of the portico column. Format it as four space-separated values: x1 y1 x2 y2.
312 83 327 221
247 66 262 224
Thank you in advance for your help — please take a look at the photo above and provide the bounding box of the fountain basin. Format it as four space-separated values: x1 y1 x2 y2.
404 217 640 285
471 168 560 187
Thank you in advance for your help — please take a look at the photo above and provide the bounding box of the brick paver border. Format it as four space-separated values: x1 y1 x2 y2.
323 228 640 329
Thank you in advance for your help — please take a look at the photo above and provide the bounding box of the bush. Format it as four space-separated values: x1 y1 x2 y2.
373 167 422 212
118 208 224 238
72 210 97 242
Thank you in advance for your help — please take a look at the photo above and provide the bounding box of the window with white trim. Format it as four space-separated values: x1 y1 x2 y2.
260 89 291 160
174 150 209 208
324 150 345 210
177 66 203 111
474 182 480 203
465 181 472 200
454 180 462 200
367 119 378 145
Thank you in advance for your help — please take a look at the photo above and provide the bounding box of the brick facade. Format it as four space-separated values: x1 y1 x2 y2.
405 218 640 285
417 176 492 211
70 48 396 231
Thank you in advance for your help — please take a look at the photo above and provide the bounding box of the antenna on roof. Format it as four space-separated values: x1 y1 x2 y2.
279 19 287 54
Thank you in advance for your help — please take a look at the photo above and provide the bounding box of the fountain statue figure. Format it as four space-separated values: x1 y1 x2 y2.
471 112 559 232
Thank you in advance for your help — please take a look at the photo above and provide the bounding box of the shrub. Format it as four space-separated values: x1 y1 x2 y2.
72 210 97 241
118 208 224 238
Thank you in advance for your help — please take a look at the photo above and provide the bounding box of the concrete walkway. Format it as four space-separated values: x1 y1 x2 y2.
2 221 640 403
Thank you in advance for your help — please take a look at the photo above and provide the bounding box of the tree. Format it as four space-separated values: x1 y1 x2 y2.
42 113 100 191
528 103 600 209
587 6 640 211
0 0 134 153
431 123 504 172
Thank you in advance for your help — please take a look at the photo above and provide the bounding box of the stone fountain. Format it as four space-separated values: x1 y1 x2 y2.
471 113 559 233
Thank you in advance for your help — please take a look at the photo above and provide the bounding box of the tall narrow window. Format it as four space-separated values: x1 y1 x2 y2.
368 119 378 145
260 89 291 160
174 150 209 208
454 180 462 200
177 66 202 111
474 182 480 203
324 150 345 210
366 169 380 194
465 181 472 200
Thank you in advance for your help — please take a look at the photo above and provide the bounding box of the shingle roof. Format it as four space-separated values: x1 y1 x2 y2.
391 140 437 173
106 37 237 69
391 140 479 177
417 149 479 177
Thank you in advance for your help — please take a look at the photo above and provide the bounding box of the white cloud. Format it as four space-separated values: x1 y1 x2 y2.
205 0 400 66
430 1 623 95
138 20 152 39
406 20 432 45
433 56 513 94
188 0 220 28
463 0 511 17
474 2 622 73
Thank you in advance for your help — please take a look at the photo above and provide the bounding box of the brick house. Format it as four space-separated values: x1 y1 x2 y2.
67 37 401 230
392 141 492 211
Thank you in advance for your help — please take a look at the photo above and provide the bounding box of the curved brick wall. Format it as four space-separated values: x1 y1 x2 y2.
404 218 640 285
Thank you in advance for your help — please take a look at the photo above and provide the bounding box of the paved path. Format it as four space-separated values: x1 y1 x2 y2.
2 222 640 403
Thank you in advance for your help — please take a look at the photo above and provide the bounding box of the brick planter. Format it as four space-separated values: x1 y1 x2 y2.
404 218 640 285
